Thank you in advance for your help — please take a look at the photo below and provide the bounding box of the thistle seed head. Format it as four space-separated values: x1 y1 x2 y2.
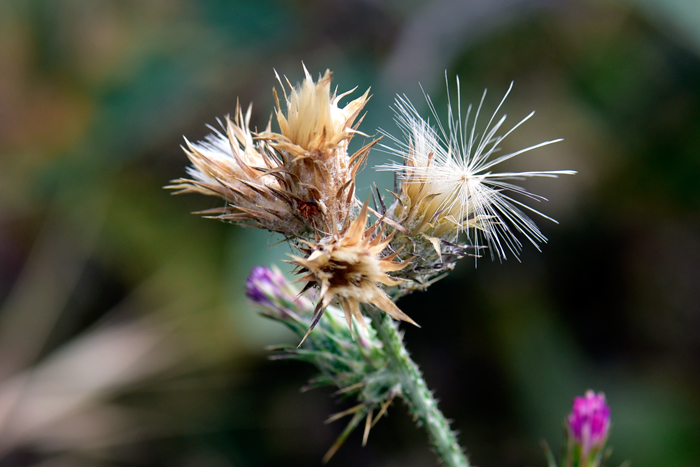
379 78 575 262
168 67 377 238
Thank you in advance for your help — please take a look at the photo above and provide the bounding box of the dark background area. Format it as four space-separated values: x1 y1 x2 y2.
1 0 699 466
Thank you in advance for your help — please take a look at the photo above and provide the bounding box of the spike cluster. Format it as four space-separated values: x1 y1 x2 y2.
167 105 308 236
169 68 374 237
259 69 374 234
291 202 416 343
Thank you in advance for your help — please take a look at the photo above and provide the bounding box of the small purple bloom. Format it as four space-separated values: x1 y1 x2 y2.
567 390 610 457
245 266 274 304
245 266 312 322
245 266 290 304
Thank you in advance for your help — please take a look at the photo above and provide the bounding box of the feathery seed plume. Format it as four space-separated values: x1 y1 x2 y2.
379 78 575 268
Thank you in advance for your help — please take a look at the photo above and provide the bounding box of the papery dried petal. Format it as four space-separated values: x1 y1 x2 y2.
166 105 309 236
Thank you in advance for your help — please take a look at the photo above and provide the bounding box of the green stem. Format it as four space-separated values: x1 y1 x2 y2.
365 307 470 467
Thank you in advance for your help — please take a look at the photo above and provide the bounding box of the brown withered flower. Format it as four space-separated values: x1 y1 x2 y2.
259 67 376 235
291 202 417 344
166 104 309 236
168 67 377 239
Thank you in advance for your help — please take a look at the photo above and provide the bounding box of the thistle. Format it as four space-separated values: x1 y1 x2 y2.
168 67 582 467
246 266 400 463
542 390 614 467
379 79 575 286
566 390 611 467
166 105 308 236
245 265 312 316
168 67 375 238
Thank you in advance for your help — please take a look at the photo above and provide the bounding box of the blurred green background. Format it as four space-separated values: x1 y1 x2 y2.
1 0 699 466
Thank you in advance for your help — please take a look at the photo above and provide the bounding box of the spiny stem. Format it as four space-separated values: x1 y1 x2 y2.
365 307 470 467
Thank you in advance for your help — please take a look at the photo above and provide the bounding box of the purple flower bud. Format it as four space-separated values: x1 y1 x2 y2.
567 390 610 457
245 266 281 305
245 266 312 321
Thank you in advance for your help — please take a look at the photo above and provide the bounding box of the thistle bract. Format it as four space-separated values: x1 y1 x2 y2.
291 201 417 344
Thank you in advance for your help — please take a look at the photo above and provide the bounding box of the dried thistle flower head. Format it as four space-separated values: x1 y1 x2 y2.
291 201 416 343
259 67 375 234
379 79 575 264
166 105 309 236
168 67 377 238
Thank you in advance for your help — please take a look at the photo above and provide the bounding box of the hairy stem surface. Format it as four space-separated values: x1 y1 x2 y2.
365 307 470 467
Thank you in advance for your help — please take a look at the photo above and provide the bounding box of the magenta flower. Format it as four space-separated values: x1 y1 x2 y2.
567 390 610 460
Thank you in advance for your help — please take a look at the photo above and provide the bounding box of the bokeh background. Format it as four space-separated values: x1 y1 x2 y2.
1 0 699 466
